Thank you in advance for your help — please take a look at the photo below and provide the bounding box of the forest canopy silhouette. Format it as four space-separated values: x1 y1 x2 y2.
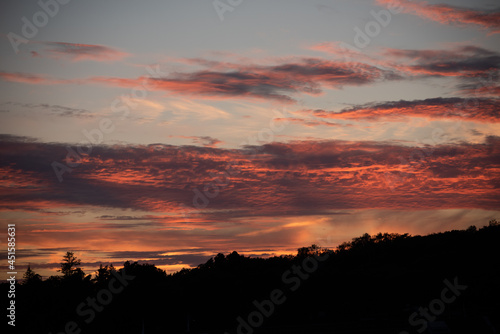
3 220 499 334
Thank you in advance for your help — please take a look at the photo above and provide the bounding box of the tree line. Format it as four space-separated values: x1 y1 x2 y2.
5 219 500 333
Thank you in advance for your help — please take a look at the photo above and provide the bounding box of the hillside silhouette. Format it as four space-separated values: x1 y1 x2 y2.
3 221 500 333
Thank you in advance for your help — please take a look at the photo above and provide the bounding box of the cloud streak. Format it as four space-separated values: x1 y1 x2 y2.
92 58 398 103
384 46 500 77
310 97 500 123
41 42 128 62
376 0 500 34
2 102 92 118
0 71 73 85
169 135 223 147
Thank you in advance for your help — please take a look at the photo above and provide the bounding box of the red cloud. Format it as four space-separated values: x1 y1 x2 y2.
466 84 500 97
1 135 499 215
309 97 500 123
376 0 500 34
0 71 72 85
90 58 398 103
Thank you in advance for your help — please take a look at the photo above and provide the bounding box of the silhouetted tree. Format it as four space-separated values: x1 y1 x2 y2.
226 251 242 262
466 225 477 232
336 242 350 252
297 244 324 258
22 264 41 284
122 260 166 280
214 253 225 264
93 263 115 284
58 251 85 279
351 233 372 248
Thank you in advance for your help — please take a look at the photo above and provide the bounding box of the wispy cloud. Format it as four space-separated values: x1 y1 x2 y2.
90 58 399 103
384 45 500 77
2 102 93 118
274 117 349 128
0 71 73 85
40 41 129 62
309 97 500 123
456 69 500 97
169 135 223 147
308 44 500 83
376 0 500 34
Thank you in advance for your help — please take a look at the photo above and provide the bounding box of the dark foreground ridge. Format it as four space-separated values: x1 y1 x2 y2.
3 221 500 334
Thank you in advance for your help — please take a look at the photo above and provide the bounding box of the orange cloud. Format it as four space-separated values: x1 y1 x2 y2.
0 71 73 85
376 0 500 34
89 58 398 103
310 97 500 123
2 134 499 216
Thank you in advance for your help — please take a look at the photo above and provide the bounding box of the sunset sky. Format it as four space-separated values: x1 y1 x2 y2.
1 0 499 279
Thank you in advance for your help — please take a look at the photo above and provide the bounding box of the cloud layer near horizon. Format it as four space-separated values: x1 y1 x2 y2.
2 134 499 278
1 134 499 215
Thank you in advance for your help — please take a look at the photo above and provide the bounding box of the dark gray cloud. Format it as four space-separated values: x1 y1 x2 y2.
385 46 500 77
2 101 92 118
40 41 128 62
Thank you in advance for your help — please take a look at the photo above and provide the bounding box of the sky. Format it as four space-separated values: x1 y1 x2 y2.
0 0 499 279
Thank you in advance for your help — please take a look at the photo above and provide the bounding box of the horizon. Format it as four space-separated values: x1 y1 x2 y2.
7 221 496 282
1 0 500 281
